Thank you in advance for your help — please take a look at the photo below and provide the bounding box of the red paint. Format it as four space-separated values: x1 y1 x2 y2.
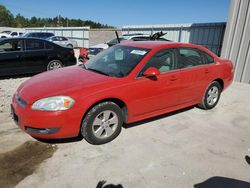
11 42 233 139
78 47 89 63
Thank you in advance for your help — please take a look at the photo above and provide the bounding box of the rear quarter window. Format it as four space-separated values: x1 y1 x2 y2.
202 52 214 64
177 48 203 69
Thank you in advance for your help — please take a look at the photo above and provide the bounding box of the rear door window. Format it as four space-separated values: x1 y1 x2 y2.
177 48 203 69
45 42 54 49
46 33 54 38
25 40 45 51
61 37 67 41
31 33 38 37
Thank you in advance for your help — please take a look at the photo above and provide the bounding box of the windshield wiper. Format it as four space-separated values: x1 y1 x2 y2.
87 68 110 76
79 64 111 77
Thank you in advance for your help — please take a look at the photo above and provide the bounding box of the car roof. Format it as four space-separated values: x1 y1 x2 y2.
0 37 66 48
118 41 217 57
25 32 54 34
124 34 150 40
0 37 48 41
0 37 57 45
122 33 144 36
119 41 198 49
51 36 67 38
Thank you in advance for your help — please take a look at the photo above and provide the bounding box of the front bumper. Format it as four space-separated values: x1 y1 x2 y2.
11 94 84 139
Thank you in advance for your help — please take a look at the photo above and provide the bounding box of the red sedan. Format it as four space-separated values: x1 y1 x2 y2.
11 41 233 145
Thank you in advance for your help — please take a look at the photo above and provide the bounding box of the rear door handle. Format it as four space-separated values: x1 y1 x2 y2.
169 76 178 81
204 69 210 74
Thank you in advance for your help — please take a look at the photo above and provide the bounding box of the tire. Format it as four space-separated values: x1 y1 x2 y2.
198 81 222 110
81 102 123 145
67 44 73 48
47 60 63 71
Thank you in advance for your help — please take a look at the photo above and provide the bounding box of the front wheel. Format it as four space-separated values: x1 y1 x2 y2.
198 81 222 110
81 102 123 145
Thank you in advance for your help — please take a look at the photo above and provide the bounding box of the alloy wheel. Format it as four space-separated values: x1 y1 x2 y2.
92 110 118 139
207 86 219 106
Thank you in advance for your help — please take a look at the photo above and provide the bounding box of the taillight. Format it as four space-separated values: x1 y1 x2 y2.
230 61 234 73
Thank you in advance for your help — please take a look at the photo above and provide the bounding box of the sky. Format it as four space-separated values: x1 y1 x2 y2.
0 0 231 27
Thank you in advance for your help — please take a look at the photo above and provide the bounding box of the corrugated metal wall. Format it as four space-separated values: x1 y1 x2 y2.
221 0 250 83
122 23 226 56
25 27 90 48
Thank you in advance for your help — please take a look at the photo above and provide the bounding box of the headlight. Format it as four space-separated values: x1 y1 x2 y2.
31 96 75 111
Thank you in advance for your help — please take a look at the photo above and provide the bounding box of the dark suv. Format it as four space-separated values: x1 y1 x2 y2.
23 32 55 39
0 38 76 76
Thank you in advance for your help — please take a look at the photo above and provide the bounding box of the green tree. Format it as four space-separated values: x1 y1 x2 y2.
30 16 38 27
15 13 29 27
0 5 15 27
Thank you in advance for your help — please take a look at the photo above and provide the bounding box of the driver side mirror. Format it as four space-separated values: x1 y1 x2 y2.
143 67 160 78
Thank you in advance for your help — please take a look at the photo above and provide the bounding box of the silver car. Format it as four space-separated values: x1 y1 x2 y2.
48 36 78 48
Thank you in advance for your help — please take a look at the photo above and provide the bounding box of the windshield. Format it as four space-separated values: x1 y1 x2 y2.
22 33 30 37
83 45 150 78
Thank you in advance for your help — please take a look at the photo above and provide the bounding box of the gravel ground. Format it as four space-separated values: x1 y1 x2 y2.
0 77 30 113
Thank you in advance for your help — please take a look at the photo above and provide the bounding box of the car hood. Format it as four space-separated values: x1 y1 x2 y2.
17 66 117 104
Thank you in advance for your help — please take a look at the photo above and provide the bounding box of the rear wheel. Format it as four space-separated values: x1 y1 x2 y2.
47 60 63 71
81 102 123 145
198 81 222 110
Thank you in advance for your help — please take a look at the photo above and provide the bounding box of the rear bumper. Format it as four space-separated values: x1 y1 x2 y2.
224 70 234 91
65 56 77 66
11 93 84 139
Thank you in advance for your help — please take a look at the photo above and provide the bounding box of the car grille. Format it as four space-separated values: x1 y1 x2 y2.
15 95 27 108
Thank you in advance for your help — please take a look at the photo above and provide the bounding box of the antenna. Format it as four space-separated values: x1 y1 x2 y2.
115 31 120 43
